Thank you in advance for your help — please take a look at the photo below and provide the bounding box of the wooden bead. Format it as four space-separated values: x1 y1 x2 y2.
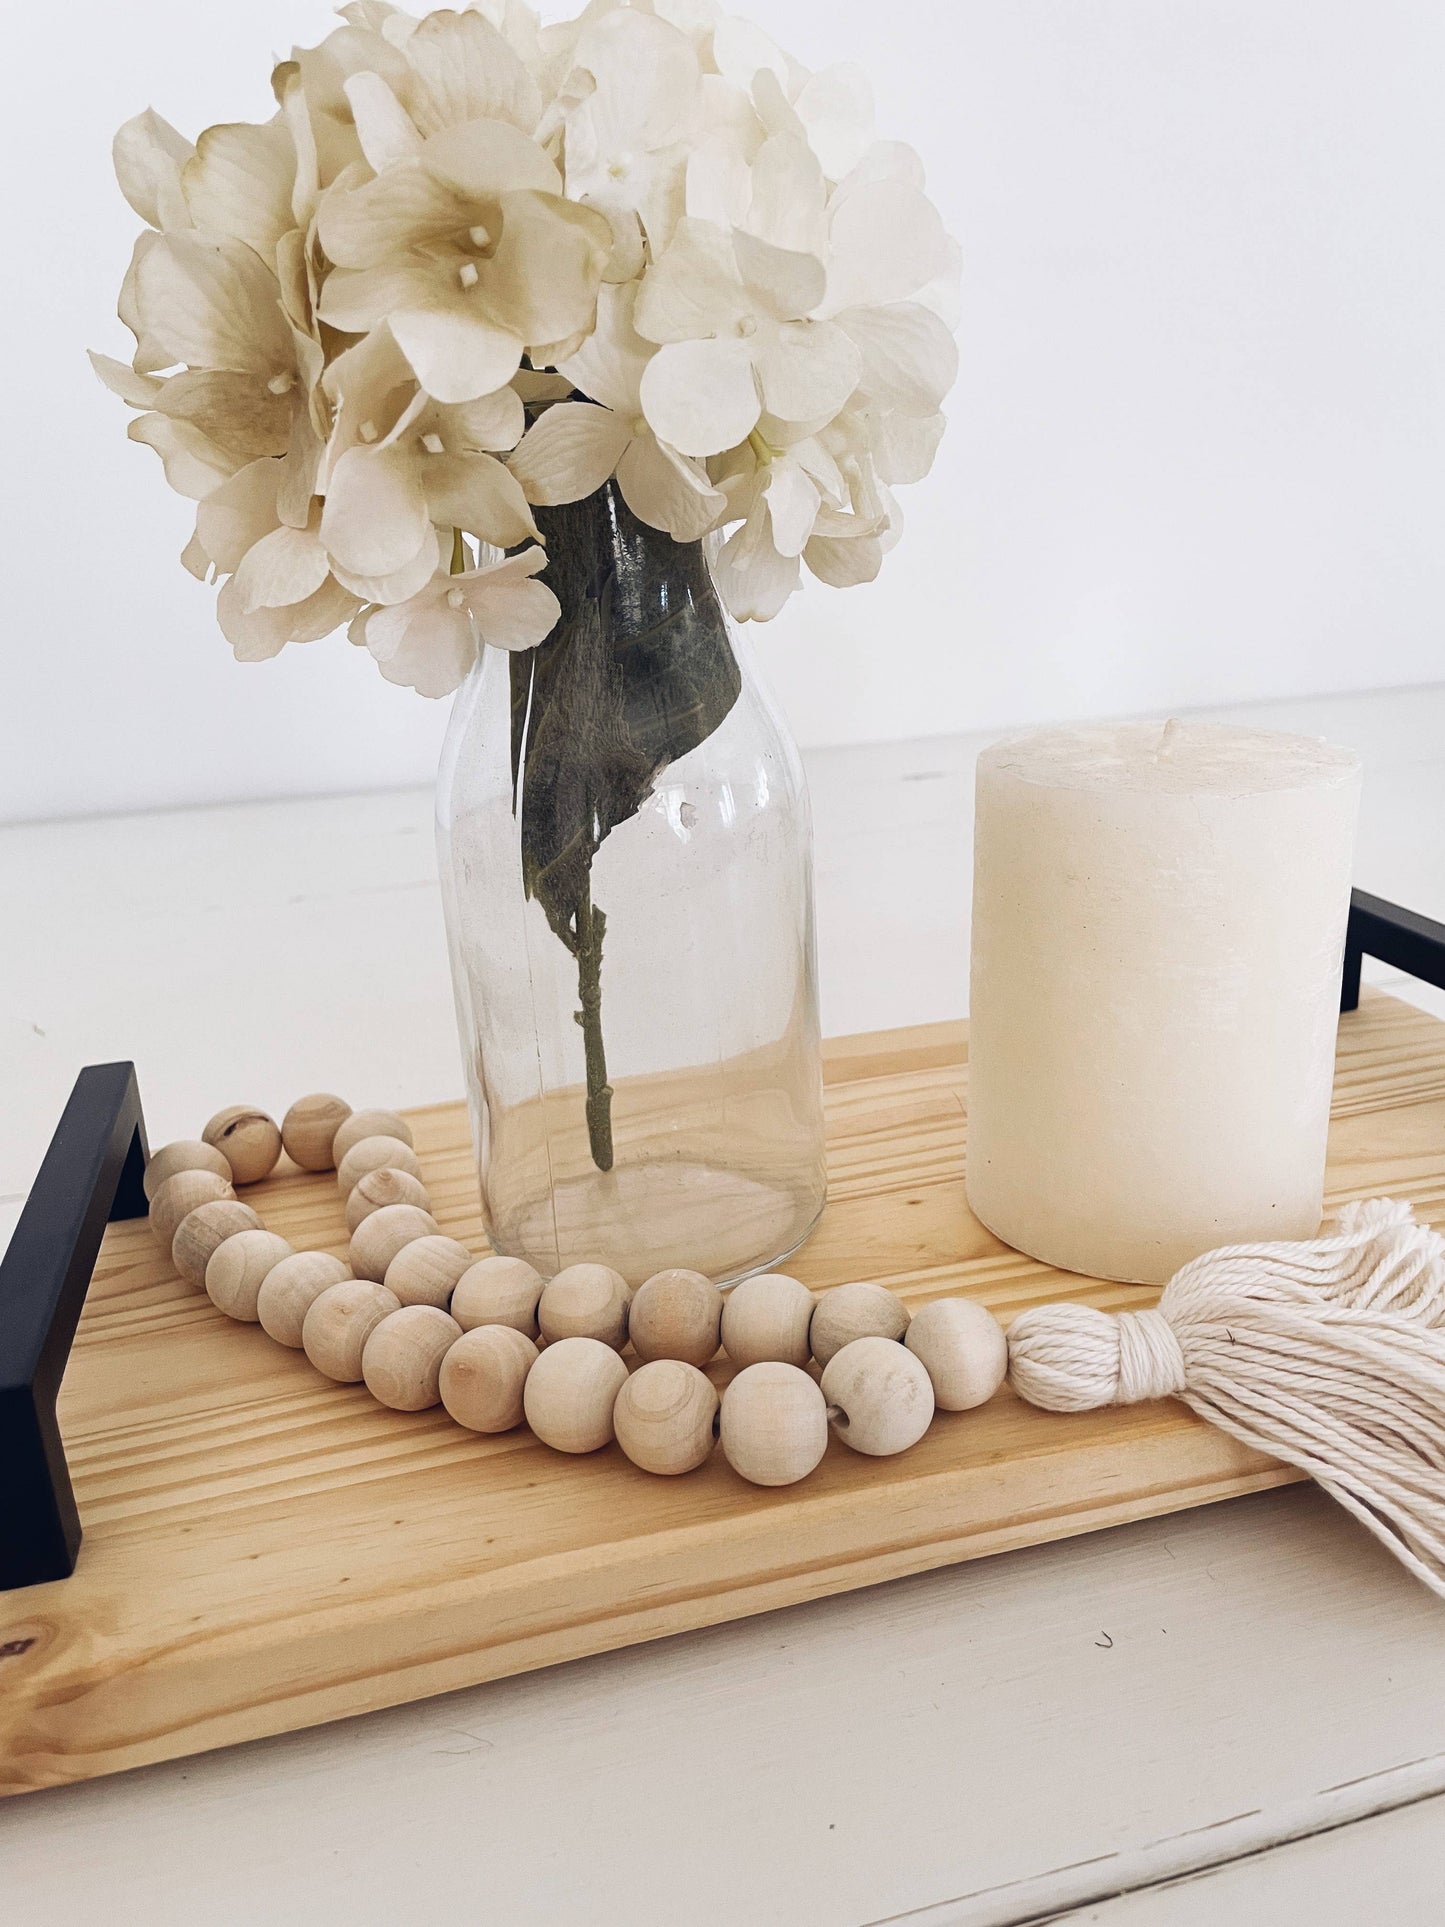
204 1229 293 1322
439 1325 538 1433
613 1360 719 1476
332 1108 414 1165
257 1251 352 1347
281 1093 351 1172
303 1280 400 1383
904 1298 1008 1412
345 1166 432 1234
809 1281 909 1366
349 1203 441 1282
718 1362 828 1487
202 1105 283 1185
149 1168 234 1247
172 1200 263 1286
537 1264 632 1350
522 1336 628 1453
362 1305 461 1411
384 1235 475 1309
721 1273 815 1369
629 1269 722 1367
336 1134 423 1196
820 1335 935 1457
451 1256 547 1338
143 1139 230 1201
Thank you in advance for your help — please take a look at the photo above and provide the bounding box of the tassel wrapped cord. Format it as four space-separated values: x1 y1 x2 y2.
1007 1200 1445 1599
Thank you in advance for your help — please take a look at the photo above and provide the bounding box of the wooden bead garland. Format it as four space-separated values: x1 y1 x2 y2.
363 1306 463 1411
345 1166 432 1233
628 1269 722 1368
202 1105 283 1185
150 1091 1014 1492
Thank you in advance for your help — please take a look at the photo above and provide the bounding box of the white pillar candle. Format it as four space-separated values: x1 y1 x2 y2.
967 720 1361 1284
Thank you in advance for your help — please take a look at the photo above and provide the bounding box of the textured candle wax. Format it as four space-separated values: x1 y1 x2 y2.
967 721 1362 1284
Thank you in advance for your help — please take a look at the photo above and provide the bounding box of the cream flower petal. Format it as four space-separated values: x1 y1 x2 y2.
157 370 292 466
370 600 480 696
181 529 212 580
216 574 293 661
744 134 827 258
685 130 753 230
390 306 525 405
831 140 925 203
316 259 440 334
195 458 282 572
422 118 561 201
182 121 296 262
732 231 825 323
127 413 234 498
421 449 541 545
277 408 323 529
805 530 883 588
233 521 331 612
508 402 633 504
573 10 699 150
792 65 874 182
119 234 173 374
286 574 365 643
321 326 418 480
88 351 164 408
836 302 958 415
113 109 194 231
754 320 860 425
443 386 527 452
331 530 446 607
322 443 432 575
343 73 424 171
403 9 543 137
765 457 822 557
556 282 650 414
316 159 464 268
823 179 951 313
714 500 799 621
639 336 759 456
616 433 725 542
634 216 749 344
873 407 946 485
460 548 563 650
482 191 612 352
134 233 293 374
711 16 789 95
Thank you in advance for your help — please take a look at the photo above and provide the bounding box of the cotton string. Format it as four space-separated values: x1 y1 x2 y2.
1006 1200 1445 1600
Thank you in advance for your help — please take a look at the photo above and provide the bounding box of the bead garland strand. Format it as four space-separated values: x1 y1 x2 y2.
143 1096 1009 1486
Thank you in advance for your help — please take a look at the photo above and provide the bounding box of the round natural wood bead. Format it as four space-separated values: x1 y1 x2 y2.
821 1335 935 1457
439 1325 538 1433
257 1251 352 1347
204 1229 293 1322
719 1362 829 1487
345 1166 432 1234
143 1139 230 1202
904 1298 1008 1412
809 1281 910 1367
384 1235 475 1309
172 1200 263 1286
451 1256 547 1339
629 1269 722 1368
149 1168 234 1247
522 1336 628 1453
303 1280 401 1383
721 1273 815 1369
280 1093 351 1172
537 1264 632 1350
362 1305 461 1411
349 1203 441 1282
332 1108 414 1166
202 1105 283 1185
613 1360 719 1476
336 1135 423 1196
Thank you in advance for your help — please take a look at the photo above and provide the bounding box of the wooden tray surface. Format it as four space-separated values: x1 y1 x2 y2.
3 988 1443 1796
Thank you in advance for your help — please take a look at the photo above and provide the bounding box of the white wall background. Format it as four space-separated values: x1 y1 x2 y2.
2 0 1443 824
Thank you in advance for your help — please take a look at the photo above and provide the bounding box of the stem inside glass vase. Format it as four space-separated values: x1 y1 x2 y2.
507 481 742 1174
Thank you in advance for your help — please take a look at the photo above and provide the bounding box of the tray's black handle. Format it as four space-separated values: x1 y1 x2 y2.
1341 890 1445 1013
1 1064 148 1592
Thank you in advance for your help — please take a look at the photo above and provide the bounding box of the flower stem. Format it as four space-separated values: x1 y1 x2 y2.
573 879 614 1172
450 526 466 574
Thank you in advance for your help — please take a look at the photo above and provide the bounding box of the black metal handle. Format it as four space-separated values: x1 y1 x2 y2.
1341 890 1445 1013
1 1064 148 1592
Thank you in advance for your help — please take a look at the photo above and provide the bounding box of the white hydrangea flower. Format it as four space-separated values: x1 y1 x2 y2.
355 546 562 694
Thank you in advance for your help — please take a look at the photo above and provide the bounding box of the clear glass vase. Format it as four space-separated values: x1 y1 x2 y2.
435 482 826 1287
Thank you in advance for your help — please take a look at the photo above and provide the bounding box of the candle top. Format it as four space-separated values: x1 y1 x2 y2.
981 720 1361 795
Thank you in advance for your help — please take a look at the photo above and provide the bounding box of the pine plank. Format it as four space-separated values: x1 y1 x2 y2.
1 987 1441 1796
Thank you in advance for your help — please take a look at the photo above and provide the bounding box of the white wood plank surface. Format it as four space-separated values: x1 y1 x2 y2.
2 683 1444 1921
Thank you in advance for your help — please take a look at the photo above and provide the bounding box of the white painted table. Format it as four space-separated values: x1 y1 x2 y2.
2 686 1444 1923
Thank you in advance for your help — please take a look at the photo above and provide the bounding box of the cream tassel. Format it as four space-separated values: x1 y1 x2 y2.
1006 1200 1445 1598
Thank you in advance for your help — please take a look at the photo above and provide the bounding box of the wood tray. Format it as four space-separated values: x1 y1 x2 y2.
4 988 1442 1796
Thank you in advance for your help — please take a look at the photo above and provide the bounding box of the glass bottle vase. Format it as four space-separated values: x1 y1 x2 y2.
435 482 827 1286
